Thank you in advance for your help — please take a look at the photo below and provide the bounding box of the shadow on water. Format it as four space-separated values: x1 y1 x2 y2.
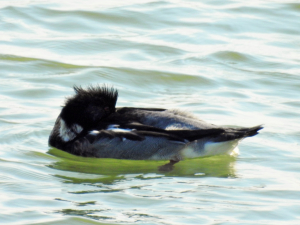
48 148 237 184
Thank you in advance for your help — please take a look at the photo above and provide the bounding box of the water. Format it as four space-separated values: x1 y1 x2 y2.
1 0 300 224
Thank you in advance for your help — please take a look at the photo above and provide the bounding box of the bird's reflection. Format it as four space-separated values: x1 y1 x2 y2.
48 148 237 185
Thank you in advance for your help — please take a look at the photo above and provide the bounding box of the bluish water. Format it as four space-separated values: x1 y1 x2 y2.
1 0 300 224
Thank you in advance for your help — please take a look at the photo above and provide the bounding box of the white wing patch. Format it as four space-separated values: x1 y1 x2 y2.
89 130 100 135
107 124 132 132
165 124 185 130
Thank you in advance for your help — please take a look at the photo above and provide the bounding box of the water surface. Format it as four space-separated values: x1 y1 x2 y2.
1 0 300 224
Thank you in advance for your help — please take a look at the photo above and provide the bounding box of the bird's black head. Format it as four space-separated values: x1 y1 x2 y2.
60 85 118 130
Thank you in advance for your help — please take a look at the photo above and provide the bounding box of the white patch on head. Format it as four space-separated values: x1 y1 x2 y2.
107 124 132 132
59 118 83 142
73 124 83 133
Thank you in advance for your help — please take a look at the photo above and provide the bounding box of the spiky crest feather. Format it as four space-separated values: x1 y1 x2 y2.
67 84 118 107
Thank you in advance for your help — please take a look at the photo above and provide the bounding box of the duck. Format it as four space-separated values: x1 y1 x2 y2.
49 85 263 164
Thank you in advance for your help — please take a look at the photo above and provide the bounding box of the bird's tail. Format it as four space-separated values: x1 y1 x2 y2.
180 125 263 158
214 125 263 142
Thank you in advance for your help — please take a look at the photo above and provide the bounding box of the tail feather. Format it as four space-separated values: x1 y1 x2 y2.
243 125 263 137
215 125 263 142
182 125 263 158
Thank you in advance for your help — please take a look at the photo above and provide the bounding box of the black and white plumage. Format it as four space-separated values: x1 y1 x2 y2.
49 85 263 162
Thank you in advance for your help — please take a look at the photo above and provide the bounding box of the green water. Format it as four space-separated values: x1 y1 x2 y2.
1 0 300 224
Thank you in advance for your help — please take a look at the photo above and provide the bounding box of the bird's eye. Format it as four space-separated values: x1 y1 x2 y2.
104 107 110 112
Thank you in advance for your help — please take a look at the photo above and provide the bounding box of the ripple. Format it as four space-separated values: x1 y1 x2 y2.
1 0 300 224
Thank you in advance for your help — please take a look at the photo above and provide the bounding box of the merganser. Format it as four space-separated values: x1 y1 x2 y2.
49 85 263 163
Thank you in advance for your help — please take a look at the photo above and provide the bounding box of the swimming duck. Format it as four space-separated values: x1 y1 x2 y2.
49 85 263 163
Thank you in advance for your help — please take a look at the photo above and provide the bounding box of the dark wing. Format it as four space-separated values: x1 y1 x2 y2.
70 129 187 160
112 107 219 130
114 122 225 141
116 107 167 114
87 129 186 144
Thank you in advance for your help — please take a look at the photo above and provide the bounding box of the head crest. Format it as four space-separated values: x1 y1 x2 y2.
60 84 118 128
71 85 118 106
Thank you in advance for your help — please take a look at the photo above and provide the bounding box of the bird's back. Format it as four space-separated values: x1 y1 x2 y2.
114 107 218 130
